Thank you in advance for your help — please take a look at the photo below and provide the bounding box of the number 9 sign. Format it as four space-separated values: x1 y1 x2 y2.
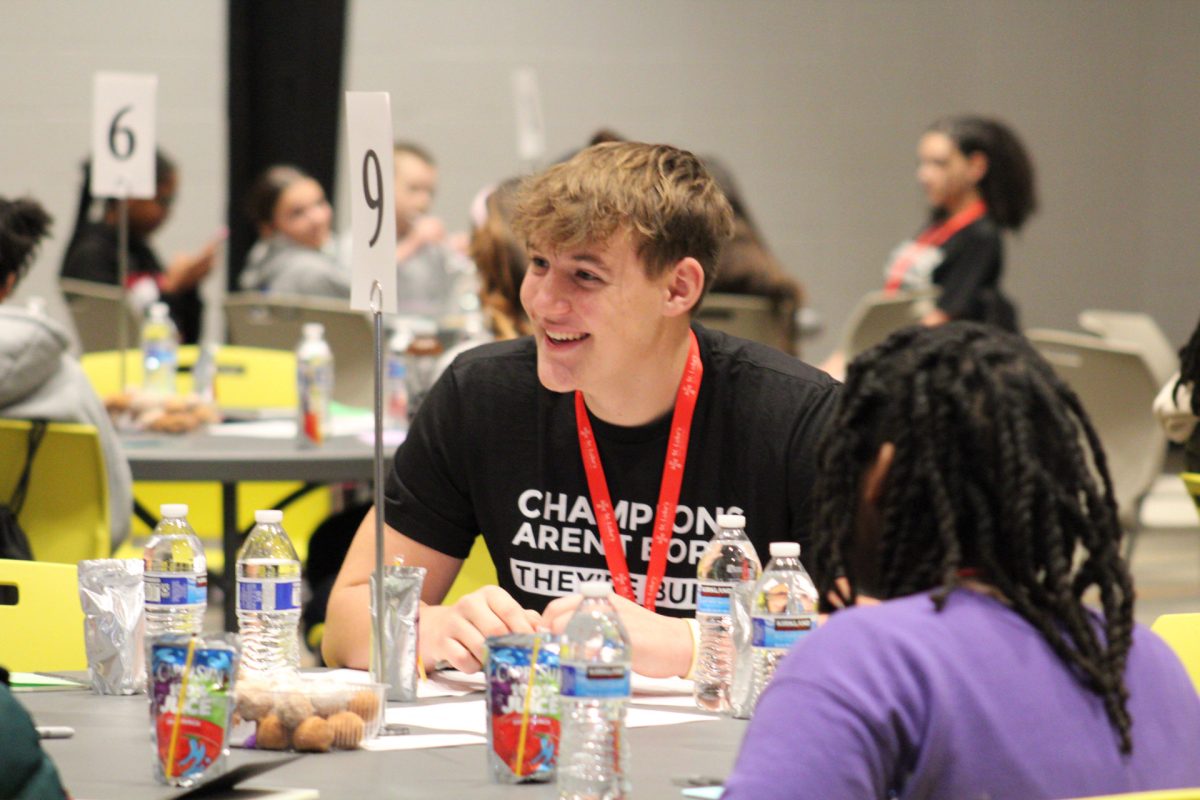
91 72 157 199
345 91 397 314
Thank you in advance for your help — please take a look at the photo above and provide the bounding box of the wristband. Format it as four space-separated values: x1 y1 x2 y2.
683 618 700 681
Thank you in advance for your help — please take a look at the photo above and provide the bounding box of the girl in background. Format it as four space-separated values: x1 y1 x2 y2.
884 115 1036 331
239 165 349 299
60 150 221 344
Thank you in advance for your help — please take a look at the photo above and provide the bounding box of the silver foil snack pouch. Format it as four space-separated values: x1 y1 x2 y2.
78 558 146 695
728 579 757 719
370 564 426 702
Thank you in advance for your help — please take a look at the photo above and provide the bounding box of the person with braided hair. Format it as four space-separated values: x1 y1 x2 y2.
724 323 1200 800
1153 314 1200 471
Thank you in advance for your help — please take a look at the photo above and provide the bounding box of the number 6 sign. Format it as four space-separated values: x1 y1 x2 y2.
91 72 157 199
346 91 398 314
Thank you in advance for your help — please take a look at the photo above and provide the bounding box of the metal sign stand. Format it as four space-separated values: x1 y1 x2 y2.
370 280 387 688
116 187 130 393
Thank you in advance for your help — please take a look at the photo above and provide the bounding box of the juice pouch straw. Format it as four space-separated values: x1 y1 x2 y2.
149 634 239 787
485 632 560 784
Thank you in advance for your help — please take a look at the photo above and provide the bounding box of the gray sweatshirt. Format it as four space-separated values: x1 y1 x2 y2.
0 305 132 548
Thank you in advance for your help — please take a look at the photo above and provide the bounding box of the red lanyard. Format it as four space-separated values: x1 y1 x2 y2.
884 199 987 293
574 329 703 612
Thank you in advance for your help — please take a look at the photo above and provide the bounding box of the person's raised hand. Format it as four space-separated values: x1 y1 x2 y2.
420 585 541 673
164 227 226 293
541 591 692 679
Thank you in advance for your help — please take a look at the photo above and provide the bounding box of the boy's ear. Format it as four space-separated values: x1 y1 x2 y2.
662 257 705 317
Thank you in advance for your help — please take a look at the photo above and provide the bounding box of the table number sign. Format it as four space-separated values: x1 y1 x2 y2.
91 72 157 199
345 91 398 314
512 67 546 168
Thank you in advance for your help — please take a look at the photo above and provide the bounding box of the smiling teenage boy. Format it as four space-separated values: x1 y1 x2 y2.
322 142 839 678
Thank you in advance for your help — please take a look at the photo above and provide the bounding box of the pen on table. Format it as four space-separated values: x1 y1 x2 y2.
37 726 75 740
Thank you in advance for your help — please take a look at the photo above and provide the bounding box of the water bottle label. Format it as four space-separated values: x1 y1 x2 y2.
238 578 300 612
696 581 735 615
751 614 816 649
559 663 631 699
145 573 207 607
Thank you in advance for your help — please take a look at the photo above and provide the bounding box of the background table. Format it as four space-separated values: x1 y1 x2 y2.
22 684 745 799
122 430 377 631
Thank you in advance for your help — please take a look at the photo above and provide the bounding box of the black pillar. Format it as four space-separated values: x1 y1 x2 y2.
227 0 348 291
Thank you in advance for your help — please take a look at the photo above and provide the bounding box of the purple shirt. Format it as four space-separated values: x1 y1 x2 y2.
724 589 1200 800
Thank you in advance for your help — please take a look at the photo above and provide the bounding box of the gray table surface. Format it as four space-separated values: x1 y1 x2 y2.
22 684 745 799
121 431 378 484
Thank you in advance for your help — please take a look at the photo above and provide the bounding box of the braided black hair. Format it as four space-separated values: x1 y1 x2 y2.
0 196 53 290
1174 315 1200 416
928 116 1037 231
812 322 1135 753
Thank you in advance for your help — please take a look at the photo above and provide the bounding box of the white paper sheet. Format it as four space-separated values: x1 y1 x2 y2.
206 415 380 439
319 668 474 699
361 733 486 752
385 700 716 735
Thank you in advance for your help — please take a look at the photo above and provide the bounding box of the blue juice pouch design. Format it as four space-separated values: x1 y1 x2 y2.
149 635 239 788
485 633 561 784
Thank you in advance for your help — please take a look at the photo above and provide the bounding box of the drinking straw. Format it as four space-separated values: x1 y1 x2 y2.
513 635 542 778
165 636 198 779
417 654 427 682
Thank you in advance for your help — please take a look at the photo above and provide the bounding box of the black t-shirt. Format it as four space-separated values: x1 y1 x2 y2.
383 324 840 616
894 215 1017 332
61 222 203 344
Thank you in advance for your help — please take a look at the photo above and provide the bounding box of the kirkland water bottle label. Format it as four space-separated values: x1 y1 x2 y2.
145 573 207 606
237 579 300 612
751 614 815 649
696 581 735 615
559 663 631 699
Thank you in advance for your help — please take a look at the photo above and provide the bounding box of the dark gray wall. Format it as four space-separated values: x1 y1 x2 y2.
5 1 1198 357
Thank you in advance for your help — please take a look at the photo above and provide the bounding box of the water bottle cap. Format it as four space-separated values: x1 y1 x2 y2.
579 581 611 598
302 322 325 339
769 542 801 558
149 302 170 320
717 514 746 530
255 509 283 524
160 503 188 518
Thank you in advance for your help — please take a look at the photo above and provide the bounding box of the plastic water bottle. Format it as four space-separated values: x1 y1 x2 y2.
385 327 411 431
694 514 762 712
143 504 207 638
236 509 302 676
296 322 333 445
192 342 219 404
558 581 632 800
142 301 178 396
750 542 817 706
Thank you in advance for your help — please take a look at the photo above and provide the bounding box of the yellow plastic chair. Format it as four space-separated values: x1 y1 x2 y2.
1181 473 1200 523
0 559 87 671
1151 613 1200 694
442 537 500 605
0 420 111 563
1067 789 1200 800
